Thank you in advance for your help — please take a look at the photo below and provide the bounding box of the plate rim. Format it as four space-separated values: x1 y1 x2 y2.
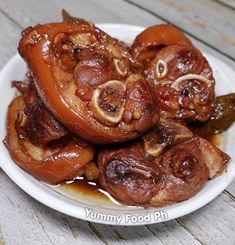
0 23 235 226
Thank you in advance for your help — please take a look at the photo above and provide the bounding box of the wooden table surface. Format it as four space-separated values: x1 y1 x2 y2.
0 0 235 244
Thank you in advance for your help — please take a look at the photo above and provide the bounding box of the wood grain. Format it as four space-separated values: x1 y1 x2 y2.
178 193 235 244
0 169 205 245
0 12 21 68
215 0 235 10
0 0 235 244
126 0 235 60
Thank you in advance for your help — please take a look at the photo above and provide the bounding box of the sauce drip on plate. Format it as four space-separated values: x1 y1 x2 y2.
55 134 223 204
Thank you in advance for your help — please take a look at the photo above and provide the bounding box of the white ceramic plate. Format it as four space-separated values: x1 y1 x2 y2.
0 24 235 226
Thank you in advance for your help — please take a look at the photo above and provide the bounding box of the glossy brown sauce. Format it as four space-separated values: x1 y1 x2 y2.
60 177 114 203
205 133 223 148
59 134 223 202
